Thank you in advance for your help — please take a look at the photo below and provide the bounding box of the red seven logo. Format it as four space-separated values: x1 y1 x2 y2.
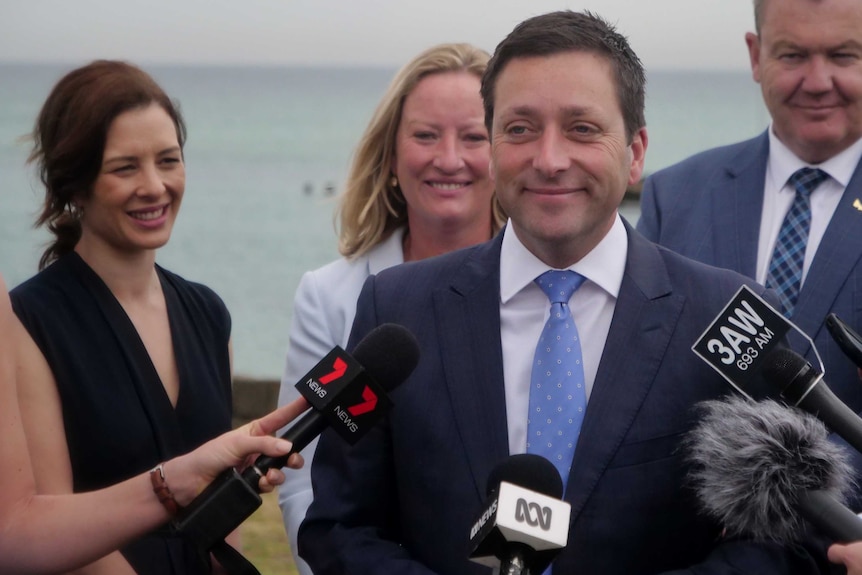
347 386 378 416
319 357 347 384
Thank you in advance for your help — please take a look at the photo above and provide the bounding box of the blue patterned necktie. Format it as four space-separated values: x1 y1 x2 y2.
765 167 829 317
527 270 587 488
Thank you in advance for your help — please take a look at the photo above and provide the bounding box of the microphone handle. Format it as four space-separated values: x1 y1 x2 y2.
240 410 329 486
798 489 862 543
500 543 533 575
794 382 862 455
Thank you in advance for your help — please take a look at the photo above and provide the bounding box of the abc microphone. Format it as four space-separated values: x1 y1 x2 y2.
762 347 862 456
686 396 862 543
173 323 420 555
469 454 571 575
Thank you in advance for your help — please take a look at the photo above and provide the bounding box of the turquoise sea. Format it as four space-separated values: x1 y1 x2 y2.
0 64 769 378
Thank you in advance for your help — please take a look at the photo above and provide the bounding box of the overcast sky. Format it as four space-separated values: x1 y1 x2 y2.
1 1 757 71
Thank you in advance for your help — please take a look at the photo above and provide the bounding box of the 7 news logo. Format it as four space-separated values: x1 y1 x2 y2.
297 347 391 443
319 357 348 384
318 356 379 426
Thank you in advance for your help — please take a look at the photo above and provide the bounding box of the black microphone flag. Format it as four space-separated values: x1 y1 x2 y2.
691 285 791 397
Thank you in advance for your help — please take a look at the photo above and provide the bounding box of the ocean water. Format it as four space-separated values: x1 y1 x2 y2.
0 64 769 378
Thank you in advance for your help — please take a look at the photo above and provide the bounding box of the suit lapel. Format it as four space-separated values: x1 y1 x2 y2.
434 236 510 499
565 225 685 522
711 132 769 277
794 162 862 340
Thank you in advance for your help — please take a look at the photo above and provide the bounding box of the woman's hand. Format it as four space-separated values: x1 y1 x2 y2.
167 398 309 506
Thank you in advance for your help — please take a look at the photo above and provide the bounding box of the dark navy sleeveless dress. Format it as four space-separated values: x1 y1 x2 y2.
11 252 233 574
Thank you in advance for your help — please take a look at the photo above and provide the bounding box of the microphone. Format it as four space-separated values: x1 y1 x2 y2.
826 313 862 369
691 285 862 451
173 323 420 553
761 347 862 456
686 396 861 543
246 322 420 477
691 284 794 399
469 454 571 575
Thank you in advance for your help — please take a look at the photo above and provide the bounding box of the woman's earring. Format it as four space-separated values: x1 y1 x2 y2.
390 175 398 189
69 203 84 220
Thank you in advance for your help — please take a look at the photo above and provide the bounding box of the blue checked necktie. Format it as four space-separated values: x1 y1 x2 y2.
765 167 829 317
527 270 587 488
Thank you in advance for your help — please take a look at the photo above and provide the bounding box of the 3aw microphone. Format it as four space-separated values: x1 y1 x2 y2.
173 323 420 554
686 396 861 543
762 347 862 456
691 285 862 456
692 284 793 399
469 454 571 575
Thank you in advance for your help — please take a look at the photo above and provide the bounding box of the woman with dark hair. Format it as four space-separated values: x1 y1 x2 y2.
0 271 305 575
11 60 236 574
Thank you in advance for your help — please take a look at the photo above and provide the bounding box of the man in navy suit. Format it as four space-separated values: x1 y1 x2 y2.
638 0 862 418
299 10 828 575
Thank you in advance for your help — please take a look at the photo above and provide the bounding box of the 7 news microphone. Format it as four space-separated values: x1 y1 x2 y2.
686 395 862 543
172 323 420 554
469 454 571 575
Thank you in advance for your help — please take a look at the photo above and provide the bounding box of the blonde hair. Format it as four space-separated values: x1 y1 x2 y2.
338 43 506 258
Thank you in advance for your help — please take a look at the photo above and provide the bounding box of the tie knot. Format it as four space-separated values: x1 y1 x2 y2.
788 167 828 198
535 270 586 304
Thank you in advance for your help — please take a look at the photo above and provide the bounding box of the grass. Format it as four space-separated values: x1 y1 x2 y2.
240 491 298 575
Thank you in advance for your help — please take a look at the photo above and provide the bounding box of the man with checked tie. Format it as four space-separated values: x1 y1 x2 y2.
638 0 862 430
299 10 831 575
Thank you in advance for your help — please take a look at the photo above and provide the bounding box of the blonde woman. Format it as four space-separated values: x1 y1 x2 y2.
277 42 505 574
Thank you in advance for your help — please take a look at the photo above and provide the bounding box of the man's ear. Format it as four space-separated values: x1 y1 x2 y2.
745 32 763 84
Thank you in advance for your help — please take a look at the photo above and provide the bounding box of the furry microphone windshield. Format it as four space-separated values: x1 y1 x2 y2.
685 396 855 543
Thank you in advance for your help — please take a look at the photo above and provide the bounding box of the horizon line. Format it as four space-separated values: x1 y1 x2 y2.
0 59 752 74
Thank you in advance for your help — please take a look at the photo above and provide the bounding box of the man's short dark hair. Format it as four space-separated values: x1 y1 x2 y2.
480 10 646 142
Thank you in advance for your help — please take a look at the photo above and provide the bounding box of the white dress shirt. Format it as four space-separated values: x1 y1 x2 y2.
500 215 628 454
756 127 862 286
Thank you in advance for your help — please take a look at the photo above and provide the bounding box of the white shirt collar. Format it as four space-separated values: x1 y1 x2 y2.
768 124 862 188
500 214 627 303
